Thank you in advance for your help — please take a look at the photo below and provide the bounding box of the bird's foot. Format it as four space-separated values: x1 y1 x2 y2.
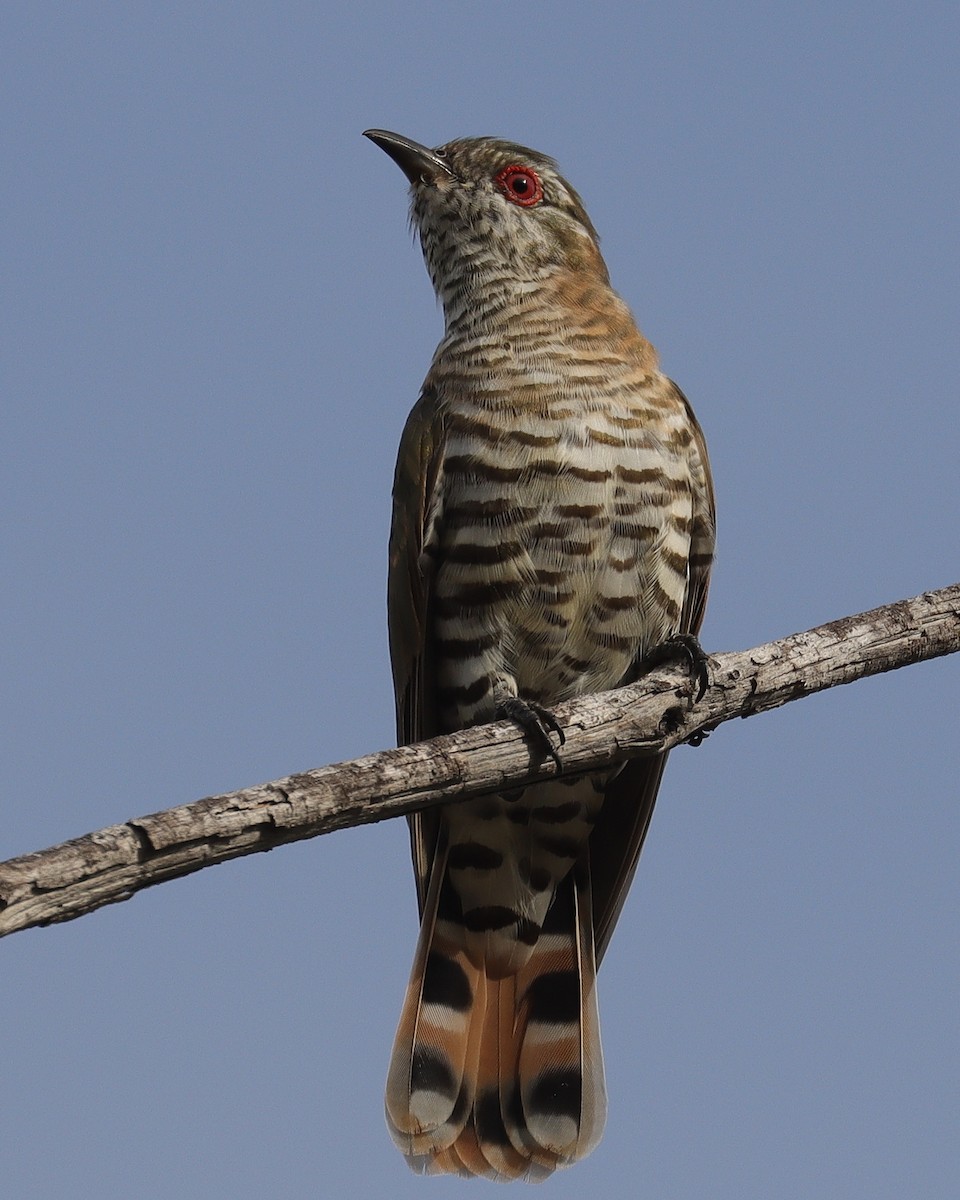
642 633 711 703
494 685 565 770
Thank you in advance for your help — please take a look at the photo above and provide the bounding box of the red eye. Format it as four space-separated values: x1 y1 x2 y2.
495 165 543 207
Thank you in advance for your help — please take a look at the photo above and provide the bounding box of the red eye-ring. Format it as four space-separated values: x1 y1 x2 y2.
495 165 544 207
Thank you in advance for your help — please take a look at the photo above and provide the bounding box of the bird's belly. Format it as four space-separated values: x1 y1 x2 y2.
433 430 692 728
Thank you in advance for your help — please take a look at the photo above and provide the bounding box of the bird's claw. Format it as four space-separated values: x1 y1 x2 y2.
494 690 565 770
643 633 711 703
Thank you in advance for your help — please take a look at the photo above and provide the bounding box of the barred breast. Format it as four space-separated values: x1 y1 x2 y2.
430 272 696 718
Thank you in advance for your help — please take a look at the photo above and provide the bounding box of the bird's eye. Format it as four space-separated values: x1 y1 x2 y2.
495 165 543 207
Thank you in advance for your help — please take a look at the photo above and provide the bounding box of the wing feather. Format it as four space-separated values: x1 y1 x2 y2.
387 386 447 913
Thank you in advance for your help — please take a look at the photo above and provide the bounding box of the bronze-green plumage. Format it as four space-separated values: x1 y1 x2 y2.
366 129 715 1180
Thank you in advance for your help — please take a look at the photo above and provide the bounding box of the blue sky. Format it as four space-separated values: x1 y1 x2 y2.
2 3 958 1197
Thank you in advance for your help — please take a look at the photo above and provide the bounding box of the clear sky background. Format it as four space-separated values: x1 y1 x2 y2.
2 3 958 1197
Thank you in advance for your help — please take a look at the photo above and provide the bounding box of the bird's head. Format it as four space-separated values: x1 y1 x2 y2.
364 130 609 313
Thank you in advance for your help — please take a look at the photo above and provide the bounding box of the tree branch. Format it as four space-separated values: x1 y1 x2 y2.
2 583 957 939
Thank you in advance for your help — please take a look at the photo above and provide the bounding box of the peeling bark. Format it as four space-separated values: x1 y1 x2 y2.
1 583 957 939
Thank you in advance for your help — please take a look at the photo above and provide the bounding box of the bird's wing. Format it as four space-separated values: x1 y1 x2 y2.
387 387 447 914
676 384 716 638
590 381 716 963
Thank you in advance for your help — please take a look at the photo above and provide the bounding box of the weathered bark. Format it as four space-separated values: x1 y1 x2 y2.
1 583 957 939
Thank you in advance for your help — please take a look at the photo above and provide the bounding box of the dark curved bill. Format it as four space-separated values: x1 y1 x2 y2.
363 129 456 185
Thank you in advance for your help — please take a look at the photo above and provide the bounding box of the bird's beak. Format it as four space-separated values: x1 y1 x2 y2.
363 129 456 185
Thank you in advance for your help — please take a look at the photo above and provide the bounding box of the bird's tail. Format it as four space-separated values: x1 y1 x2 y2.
385 849 606 1180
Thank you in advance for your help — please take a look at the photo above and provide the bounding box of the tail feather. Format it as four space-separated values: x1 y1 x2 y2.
515 861 606 1165
385 843 480 1153
386 852 606 1180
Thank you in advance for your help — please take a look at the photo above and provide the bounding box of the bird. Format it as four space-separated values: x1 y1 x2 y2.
365 128 715 1180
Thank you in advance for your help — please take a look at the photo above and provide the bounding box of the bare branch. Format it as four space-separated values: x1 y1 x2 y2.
2 583 957 939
